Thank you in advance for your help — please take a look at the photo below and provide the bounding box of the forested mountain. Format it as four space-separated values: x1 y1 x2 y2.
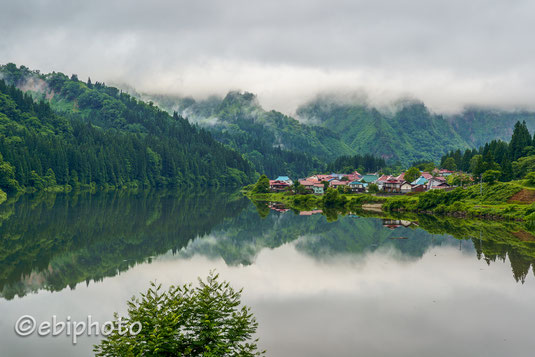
296 96 535 165
145 91 356 177
0 64 255 193
448 108 535 148
441 120 535 180
147 91 535 169
5 60 528 186
297 98 469 165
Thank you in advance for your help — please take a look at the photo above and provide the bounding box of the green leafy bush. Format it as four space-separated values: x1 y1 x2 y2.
94 272 264 356
525 172 535 185
252 175 270 193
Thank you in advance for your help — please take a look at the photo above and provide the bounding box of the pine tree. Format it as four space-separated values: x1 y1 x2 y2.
510 121 532 160
501 157 513 181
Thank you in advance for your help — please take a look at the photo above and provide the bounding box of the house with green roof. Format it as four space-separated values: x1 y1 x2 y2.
360 174 379 183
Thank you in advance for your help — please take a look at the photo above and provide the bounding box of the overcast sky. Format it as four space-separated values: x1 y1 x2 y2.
2 0 535 113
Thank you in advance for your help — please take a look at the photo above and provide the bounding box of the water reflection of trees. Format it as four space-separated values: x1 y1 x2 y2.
251 204 535 285
411 214 535 284
3 193 535 300
0 190 248 300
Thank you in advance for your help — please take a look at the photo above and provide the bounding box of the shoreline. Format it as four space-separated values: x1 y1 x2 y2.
244 181 535 223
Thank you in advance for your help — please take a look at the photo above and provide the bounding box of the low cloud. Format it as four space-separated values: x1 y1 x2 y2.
1 0 535 115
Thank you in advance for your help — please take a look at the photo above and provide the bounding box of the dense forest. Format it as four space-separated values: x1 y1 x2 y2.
326 154 386 173
296 97 535 166
440 120 535 180
0 64 255 194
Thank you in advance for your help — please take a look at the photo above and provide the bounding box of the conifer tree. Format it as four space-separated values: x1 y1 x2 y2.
510 121 532 160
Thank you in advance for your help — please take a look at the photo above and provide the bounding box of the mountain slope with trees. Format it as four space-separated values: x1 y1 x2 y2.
441 120 535 181
143 91 357 177
148 92 535 169
296 96 535 166
0 63 255 193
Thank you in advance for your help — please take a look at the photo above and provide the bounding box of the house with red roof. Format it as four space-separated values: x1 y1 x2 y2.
330 180 348 188
421 172 434 180
375 175 392 191
383 178 404 193
313 174 333 182
269 180 290 191
344 171 362 182
299 179 324 194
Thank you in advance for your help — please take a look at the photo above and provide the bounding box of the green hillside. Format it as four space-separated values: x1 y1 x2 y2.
147 91 357 177
296 98 469 165
297 97 535 165
449 108 535 147
0 63 255 192
150 91 535 169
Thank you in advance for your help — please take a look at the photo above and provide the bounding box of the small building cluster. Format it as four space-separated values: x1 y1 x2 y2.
268 168 466 195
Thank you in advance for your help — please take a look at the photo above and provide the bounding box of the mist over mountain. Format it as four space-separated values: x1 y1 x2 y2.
0 63 255 191
3 60 535 181
142 89 535 167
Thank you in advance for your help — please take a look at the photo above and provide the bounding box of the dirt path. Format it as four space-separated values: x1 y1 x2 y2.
508 189 535 204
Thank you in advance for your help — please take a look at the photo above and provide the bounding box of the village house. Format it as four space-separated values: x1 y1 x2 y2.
375 175 391 191
383 178 404 193
420 172 434 180
344 171 362 182
298 179 315 190
330 180 348 188
411 184 426 192
400 181 412 193
312 184 324 194
298 179 324 194
411 176 429 186
427 177 450 190
360 174 379 183
349 180 367 193
275 176 293 185
269 180 290 191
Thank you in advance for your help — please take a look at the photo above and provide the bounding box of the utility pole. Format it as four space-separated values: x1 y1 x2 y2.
479 175 483 203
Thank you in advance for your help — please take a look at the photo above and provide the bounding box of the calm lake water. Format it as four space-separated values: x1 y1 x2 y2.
1 190 535 356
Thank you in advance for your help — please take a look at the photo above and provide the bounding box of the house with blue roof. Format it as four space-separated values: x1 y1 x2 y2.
275 176 293 185
411 176 429 186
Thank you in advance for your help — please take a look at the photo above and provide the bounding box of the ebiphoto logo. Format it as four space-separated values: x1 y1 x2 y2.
14 315 141 344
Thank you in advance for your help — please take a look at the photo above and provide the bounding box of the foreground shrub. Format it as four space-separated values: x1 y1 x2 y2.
94 272 264 356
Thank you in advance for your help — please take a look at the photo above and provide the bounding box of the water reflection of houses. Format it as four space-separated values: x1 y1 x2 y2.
382 219 415 229
268 202 289 212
